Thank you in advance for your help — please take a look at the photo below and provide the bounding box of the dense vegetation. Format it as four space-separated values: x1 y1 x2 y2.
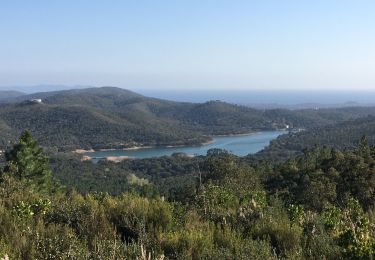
2 87 375 151
2 87 375 258
1 131 375 259
257 115 375 160
0 87 275 150
50 153 200 199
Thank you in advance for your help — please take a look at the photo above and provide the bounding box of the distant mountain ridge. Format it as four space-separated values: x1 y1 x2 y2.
1 86 142 104
0 90 25 102
1 86 375 152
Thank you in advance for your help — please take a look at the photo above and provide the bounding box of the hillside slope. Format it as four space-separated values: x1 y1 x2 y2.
255 116 375 160
1 87 375 151
0 87 276 150
0 90 25 102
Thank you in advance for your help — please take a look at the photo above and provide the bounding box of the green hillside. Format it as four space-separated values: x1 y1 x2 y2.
1 87 375 152
0 87 279 150
0 90 25 102
256 115 375 160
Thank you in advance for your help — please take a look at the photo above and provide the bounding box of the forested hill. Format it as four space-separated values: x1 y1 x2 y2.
0 90 25 102
0 87 276 150
2 87 146 107
1 86 375 151
256 115 375 160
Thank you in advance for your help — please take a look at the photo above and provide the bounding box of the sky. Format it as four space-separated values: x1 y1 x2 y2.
1 0 375 91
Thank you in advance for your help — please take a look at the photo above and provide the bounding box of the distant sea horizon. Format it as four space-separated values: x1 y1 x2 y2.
1 85 375 109
137 89 375 109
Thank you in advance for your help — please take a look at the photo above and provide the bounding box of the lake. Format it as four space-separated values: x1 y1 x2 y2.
84 130 286 160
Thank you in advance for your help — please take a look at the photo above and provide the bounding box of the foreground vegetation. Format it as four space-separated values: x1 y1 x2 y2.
1 131 375 259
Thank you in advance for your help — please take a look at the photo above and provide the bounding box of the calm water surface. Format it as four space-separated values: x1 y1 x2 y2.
85 131 285 159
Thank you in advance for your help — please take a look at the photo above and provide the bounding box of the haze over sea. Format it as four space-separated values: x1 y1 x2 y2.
136 89 375 108
2 85 375 109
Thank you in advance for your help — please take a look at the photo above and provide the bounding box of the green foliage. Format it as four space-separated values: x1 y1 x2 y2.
321 198 375 258
50 152 199 199
251 202 303 257
3 87 375 153
4 130 60 193
288 204 305 226
1 130 375 258
257 115 375 160
322 204 342 234
338 198 374 258
12 199 51 220
266 146 375 211
197 184 238 224
0 87 288 151
13 201 34 219
6 130 49 178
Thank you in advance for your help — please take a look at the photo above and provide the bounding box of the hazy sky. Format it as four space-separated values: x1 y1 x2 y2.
1 1 375 90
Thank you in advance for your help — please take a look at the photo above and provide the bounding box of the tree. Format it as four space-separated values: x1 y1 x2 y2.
358 135 371 158
4 130 59 193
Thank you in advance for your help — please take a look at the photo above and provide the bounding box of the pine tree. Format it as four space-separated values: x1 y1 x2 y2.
358 135 371 158
5 130 60 193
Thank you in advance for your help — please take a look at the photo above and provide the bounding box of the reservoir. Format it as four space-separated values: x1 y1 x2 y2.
84 130 285 159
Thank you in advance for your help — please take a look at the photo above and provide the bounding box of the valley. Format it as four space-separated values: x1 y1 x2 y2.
3 1 375 258
1 87 375 259
1 87 375 153
82 130 286 161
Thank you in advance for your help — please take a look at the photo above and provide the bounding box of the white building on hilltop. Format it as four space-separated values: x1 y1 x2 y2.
30 99 42 103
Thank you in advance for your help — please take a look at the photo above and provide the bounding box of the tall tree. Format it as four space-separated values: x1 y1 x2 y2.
5 130 59 193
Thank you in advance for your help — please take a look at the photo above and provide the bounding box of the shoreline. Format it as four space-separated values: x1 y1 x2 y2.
77 139 215 162
212 129 287 137
75 129 287 161
74 138 216 154
98 145 154 152
212 131 258 137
